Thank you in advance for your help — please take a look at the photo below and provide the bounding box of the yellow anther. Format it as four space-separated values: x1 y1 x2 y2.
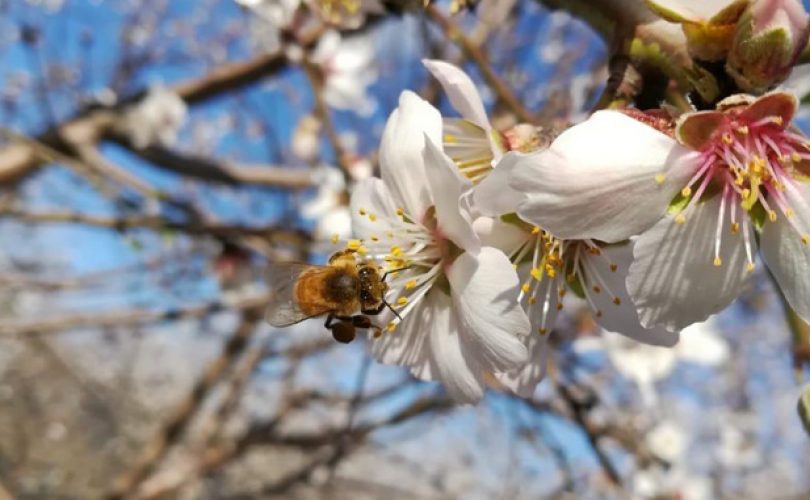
722 133 734 145
528 297 537 305
655 173 666 185
531 226 541 235
331 234 340 244
736 125 749 135
746 262 755 272
675 213 686 224
444 133 457 144
396 297 409 306
530 268 543 280
731 222 740 234
373 329 382 338
612 297 621 305
545 266 557 279
357 246 368 255
713 256 722 267
681 186 692 197
768 210 777 222
395 208 405 217
741 188 751 199
786 208 796 218
595 310 603 318
390 245 402 257
405 279 417 290
556 303 564 311
371 235 379 242
369 213 377 222
386 231 394 239
539 328 548 335
773 116 784 126
792 152 802 163
358 208 367 216
592 285 601 294
347 239 362 250
559 288 566 297
609 263 618 272
802 235 810 245
386 322 397 332
521 283 530 293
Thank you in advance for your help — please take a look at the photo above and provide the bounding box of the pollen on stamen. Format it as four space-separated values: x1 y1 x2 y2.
521 283 530 293
612 297 621 305
802 235 810 245
556 303 563 311
373 329 382 338
538 328 547 335
531 226 541 235
528 297 537 305
358 208 367 216
675 213 686 224
347 239 363 250
558 288 566 297
386 322 397 332
713 256 722 267
396 297 408 306
681 186 692 197
609 263 618 272
746 262 755 272
731 222 740 234
768 210 777 222
390 245 402 257
592 285 601 293
368 213 377 222
356 246 369 255
370 235 379 242
736 125 749 135
530 268 542 280
792 152 802 163
405 279 417 290
595 310 603 318
722 133 734 145
655 173 666 184
395 208 405 217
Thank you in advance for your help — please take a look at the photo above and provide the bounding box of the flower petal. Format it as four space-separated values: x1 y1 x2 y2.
423 59 490 131
368 299 430 371
473 151 527 216
513 111 698 243
448 247 530 372
472 216 528 254
582 243 681 346
761 180 810 323
380 91 443 219
350 177 397 239
427 289 485 404
627 195 754 331
423 136 481 253
492 332 548 398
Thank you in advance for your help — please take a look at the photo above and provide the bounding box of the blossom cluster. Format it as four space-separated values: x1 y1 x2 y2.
344 56 810 403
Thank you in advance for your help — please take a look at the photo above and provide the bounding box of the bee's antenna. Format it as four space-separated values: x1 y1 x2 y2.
382 265 413 281
383 299 402 320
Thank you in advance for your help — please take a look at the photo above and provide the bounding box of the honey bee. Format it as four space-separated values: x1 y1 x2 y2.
265 250 398 343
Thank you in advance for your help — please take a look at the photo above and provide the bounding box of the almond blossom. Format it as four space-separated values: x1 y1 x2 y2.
510 91 810 331
311 30 377 116
348 91 530 403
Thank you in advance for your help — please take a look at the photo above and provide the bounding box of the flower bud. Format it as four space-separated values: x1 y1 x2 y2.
726 0 810 92
644 0 750 61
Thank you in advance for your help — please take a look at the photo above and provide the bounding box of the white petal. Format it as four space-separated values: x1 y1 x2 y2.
473 152 527 216
628 196 753 331
472 216 528 254
349 177 397 239
448 247 530 372
368 299 430 371
492 332 548 398
380 91 443 219
423 136 481 253
423 59 490 131
761 181 810 324
427 289 485 403
582 243 680 346
512 111 698 243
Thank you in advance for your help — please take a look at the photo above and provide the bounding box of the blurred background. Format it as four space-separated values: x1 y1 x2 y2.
0 0 808 498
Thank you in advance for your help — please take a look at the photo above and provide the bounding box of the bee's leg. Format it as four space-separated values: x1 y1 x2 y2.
325 313 356 343
352 314 382 339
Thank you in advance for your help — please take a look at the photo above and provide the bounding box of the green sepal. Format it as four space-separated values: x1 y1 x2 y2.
566 274 586 300
749 202 767 230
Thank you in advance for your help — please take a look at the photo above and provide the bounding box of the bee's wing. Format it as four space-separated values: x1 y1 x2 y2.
264 262 331 327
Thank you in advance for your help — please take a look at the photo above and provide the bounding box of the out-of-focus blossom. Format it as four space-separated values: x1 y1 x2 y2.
308 0 384 28
511 92 810 332
302 165 352 241
349 91 530 403
727 0 810 92
646 419 688 463
311 30 377 116
118 86 187 149
235 0 301 54
599 317 729 404
292 114 322 162
717 424 763 469
644 0 751 60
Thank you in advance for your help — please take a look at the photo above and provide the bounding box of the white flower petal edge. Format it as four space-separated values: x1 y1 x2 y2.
423 136 481 254
379 91 443 219
761 181 810 323
422 58 490 131
628 195 754 331
493 333 548 398
349 177 397 238
447 248 530 372
512 111 698 243
473 152 527 216
472 216 528 253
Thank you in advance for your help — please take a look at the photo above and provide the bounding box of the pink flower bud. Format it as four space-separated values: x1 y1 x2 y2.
727 0 810 92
